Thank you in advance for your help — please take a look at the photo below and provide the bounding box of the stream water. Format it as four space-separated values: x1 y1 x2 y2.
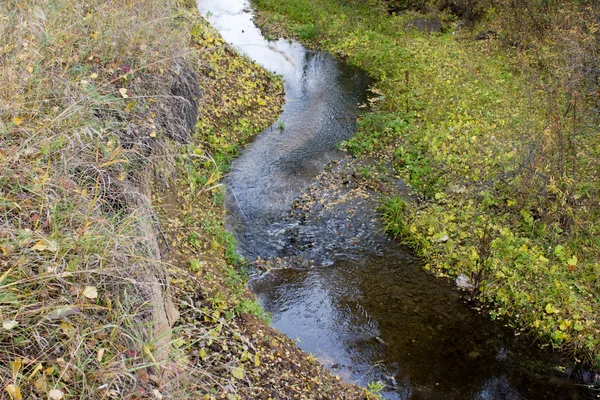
197 1 594 398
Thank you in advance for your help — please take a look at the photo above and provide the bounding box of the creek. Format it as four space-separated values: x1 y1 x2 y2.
197 0 593 398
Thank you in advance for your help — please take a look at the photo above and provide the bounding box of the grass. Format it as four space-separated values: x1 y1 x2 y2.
252 0 600 368
0 0 372 397
0 0 200 397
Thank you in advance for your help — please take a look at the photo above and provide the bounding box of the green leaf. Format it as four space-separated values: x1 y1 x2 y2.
231 366 244 380
545 303 558 314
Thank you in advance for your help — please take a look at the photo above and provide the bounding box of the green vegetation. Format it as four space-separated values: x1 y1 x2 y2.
253 0 600 367
366 380 384 399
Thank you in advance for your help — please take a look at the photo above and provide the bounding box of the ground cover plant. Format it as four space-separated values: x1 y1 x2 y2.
252 0 600 369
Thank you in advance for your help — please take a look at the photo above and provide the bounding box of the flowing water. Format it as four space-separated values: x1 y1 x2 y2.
197 1 594 398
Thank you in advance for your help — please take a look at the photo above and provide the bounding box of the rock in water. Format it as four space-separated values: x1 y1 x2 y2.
456 274 474 291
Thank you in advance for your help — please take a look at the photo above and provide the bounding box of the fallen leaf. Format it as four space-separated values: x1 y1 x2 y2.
11 117 22 126
5 384 22 400
10 359 22 374
231 366 244 380
96 348 105 363
48 388 64 399
83 286 98 300
46 306 80 321
3 320 18 330
31 240 46 251
545 303 558 314
31 239 58 252
28 363 43 379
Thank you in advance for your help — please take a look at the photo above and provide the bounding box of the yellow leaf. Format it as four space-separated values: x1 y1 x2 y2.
11 117 22 126
254 351 260 367
28 363 43 379
82 286 98 300
149 132 157 138
31 239 57 252
5 384 22 400
89 73 98 79
143 345 157 364
81 189 87 197
31 240 47 251
545 303 558 314
119 88 129 98
125 101 135 113
10 359 22 374
231 366 244 380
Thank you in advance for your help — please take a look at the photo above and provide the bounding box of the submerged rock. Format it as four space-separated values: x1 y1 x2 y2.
456 273 474 290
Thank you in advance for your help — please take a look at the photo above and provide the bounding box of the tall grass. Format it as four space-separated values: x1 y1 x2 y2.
0 0 198 397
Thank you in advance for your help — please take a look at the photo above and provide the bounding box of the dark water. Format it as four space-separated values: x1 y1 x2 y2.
197 1 595 398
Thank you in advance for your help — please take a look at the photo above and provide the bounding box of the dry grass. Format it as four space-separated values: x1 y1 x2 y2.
0 0 201 398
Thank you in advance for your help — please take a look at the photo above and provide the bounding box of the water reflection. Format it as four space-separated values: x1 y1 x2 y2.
200 0 371 257
251 252 591 399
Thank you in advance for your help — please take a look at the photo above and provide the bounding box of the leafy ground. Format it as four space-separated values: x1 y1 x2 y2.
251 0 600 369
0 0 368 398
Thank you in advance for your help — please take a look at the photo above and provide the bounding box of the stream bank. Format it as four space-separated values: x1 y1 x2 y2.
0 0 368 398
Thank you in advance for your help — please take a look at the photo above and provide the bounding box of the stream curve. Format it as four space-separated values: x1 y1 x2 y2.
197 1 593 398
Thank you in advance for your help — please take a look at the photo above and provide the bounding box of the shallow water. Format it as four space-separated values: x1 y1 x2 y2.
197 1 593 398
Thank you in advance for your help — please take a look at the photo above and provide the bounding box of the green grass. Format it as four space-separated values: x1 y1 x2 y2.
252 0 600 367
